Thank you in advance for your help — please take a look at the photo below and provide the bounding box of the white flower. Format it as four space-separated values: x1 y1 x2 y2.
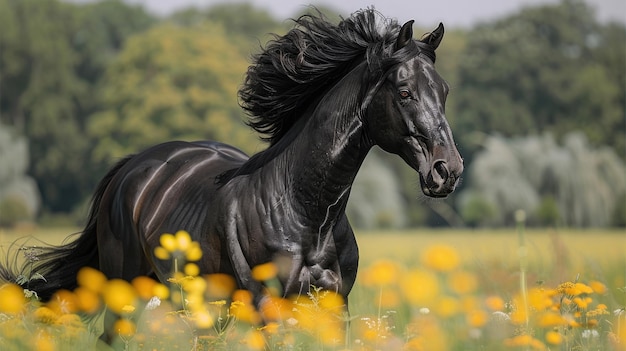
492 311 511 322
581 329 599 339
146 296 161 310
419 307 430 315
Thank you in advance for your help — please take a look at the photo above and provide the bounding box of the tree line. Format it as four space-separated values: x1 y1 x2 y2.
0 0 624 228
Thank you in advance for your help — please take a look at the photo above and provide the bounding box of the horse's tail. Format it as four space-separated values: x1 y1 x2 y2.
0 156 132 301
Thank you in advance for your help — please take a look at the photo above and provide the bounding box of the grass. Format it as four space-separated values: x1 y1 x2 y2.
0 226 625 350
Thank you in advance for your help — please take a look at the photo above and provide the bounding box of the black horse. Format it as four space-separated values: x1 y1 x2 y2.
1 9 462 307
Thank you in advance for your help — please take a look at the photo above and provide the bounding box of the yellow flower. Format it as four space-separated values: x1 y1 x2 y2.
589 280 607 294
537 311 567 327
205 273 236 299
74 287 101 314
485 295 505 311
113 318 136 337
232 289 254 304
230 290 261 324
154 231 201 261
34 331 55 351
433 295 460 317
245 329 266 350
260 296 294 321
447 270 478 295
557 281 593 296
545 330 562 345
230 301 261 325
528 287 553 311
184 263 200 276
421 244 460 272
49 289 79 314
504 334 540 347
573 296 592 309
400 268 439 305
102 279 137 314
251 262 278 281
262 322 281 335
182 276 207 295
154 246 170 260
121 305 135 314
186 242 203 261
159 233 178 252
131 276 158 300
0 283 26 314
76 267 107 293
55 314 87 339
510 305 528 325
175 230 192 251
361 259 401 287
33 306 59 324
194 310 214 329
153 283 170 299
54 313 85 329
467 309 488 328
318 291 344 310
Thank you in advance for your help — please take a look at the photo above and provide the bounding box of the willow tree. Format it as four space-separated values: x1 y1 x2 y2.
459 133 626 227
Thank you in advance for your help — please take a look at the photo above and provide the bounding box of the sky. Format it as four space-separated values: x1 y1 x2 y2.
119 0 626 28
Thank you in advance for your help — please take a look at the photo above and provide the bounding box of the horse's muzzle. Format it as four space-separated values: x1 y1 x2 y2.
421 158 463 198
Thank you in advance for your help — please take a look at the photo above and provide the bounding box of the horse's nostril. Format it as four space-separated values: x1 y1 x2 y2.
433 160 449 182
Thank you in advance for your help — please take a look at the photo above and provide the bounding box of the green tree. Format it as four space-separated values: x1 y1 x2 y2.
458 133 626 227
453 0 625 159
170 3 286 56
0 0 155 213
88 22 254 164
0 0 89 212
73 0 156 90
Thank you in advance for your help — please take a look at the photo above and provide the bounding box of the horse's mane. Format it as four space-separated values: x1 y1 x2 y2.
239 8 435 145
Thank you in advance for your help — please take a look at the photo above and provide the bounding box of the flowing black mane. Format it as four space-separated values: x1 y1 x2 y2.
239 8 436 145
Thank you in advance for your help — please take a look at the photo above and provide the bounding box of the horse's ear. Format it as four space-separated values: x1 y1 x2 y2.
395 20 415 51
421 22 444 50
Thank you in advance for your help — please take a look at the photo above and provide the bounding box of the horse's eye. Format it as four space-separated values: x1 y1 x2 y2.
399 90 412 99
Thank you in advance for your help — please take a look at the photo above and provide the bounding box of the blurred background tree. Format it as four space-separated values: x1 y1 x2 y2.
458 133 626 227
0 0 155 216
0 124 40 227
87 21 254 164
0 0 623 228
452 0 624 160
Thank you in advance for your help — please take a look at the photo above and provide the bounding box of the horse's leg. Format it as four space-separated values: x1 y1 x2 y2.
93 225 123 344
333 216 359 302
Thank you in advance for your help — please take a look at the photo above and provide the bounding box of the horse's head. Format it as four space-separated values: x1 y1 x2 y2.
365 21 463 198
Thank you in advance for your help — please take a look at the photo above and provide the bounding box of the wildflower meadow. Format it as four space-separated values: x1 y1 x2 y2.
0 220 624 351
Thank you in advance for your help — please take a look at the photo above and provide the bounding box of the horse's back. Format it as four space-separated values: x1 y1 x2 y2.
97 140 248 280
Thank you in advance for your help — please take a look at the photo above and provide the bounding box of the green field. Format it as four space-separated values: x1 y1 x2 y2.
0 226 624 350
1 226 624 289
3 226 622 277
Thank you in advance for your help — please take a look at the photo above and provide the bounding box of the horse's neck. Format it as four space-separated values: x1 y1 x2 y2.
249 63 374 243
279 100 371 234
